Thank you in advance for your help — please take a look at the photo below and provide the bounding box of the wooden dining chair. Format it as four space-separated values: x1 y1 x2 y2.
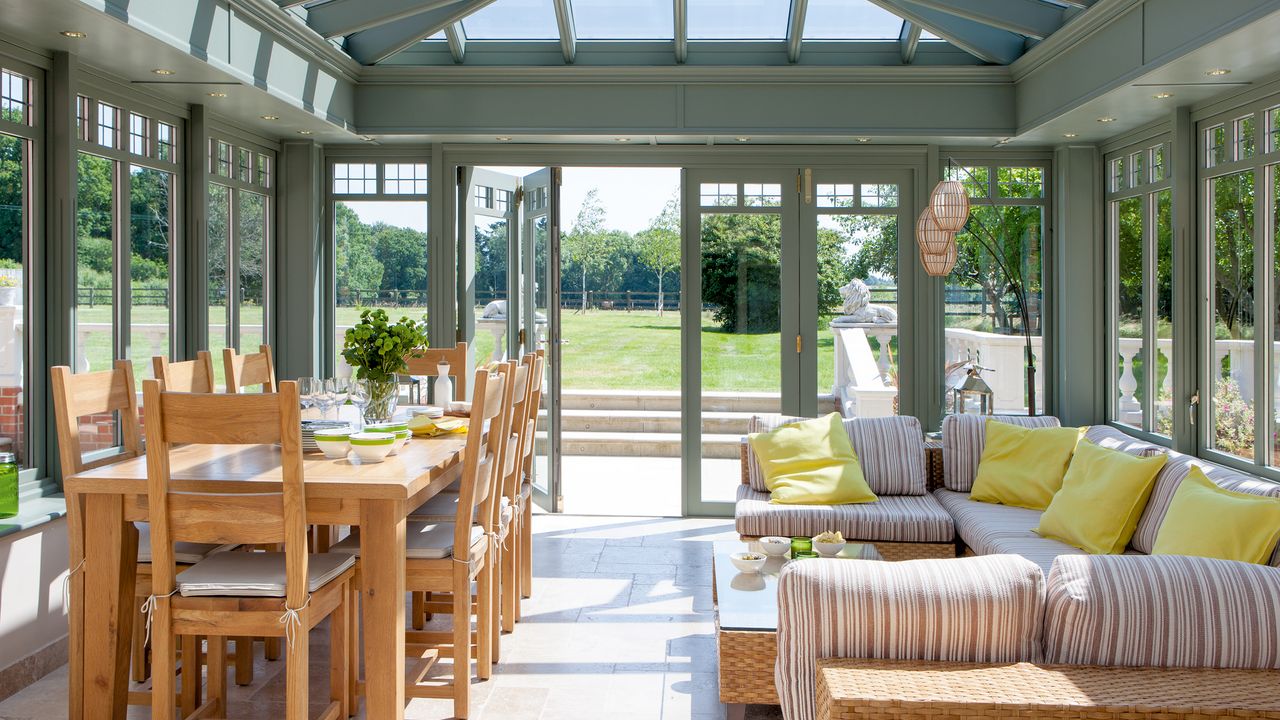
223 344 277 393
333 365 510 719
152 352 216 393
141 379 356 720
402 341 469 404
51 362 208 714
518 348 547 599
502 353 542 626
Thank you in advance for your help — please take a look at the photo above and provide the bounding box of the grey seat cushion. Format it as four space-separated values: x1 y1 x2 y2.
734 485 954 542
932 489 1045 556
330 522 486 560
136 523 236 565
408 494 515 528
176 552 354 597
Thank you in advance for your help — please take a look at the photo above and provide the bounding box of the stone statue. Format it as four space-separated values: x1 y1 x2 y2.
482 300 507 319
836 279 897 324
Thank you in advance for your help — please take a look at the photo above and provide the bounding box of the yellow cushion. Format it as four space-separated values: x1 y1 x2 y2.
1036 440 1167 554
1152 467 1280 564
970 420 1085 510
747 413 877 506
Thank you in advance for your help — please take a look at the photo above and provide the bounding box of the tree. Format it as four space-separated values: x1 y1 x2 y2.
636 196 680 316
561 189 608 313
700 213 782 333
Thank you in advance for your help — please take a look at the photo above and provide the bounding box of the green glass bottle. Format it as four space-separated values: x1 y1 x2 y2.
0 452 16 518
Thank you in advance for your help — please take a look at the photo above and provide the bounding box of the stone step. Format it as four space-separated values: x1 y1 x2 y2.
536 431 743 458
548 409 755 435
559 389 780 413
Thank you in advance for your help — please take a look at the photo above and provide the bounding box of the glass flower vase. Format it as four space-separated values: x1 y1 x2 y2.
362 376 400 424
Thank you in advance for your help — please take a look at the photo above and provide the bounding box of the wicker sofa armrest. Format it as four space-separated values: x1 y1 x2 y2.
740 437 750 485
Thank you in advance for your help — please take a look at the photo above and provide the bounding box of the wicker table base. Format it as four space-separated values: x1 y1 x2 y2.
816 658 1280 720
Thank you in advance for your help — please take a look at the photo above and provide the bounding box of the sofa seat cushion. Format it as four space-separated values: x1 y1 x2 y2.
776 554 1045 720
1044 554 1280 668
933 489 1044 555
941 414 1061 492
746 414 927 495
734 484 953 542
1133 453 1280 566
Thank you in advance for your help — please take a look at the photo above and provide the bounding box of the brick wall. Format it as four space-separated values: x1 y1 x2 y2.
0 386 22 464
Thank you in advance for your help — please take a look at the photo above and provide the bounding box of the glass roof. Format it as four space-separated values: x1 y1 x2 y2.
575 0 674 40
804 0 905 40
462 0 559 40
688 0 790 40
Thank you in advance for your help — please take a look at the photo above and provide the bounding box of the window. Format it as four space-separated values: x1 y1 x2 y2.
257 153 271 188
97 102 119 149
76 95 89 141
157 122 174 162
1267 106 1280 154
943 163 1047 416
1235 115 1256 161
1106 139 1173 437
237 147 252 184
128 113 149 156
699 183 737 207
213 140 232 177
0 130 28 466
1 70 30 125
331 159 429 372
1208 170 1254 460
127 165 173 382
1206 124 1227 168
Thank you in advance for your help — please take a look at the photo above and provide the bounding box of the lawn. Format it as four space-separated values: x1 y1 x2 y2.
77 304 882 393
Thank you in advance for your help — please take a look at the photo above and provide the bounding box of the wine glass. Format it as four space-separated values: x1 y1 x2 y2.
314 378 337 421
347 379 370 431
297 377 319 420
330 377 351 423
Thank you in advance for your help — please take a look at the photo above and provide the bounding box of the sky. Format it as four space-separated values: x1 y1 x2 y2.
340 166 681 235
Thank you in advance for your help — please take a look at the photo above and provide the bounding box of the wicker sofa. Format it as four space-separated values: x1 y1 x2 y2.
736 415 955 560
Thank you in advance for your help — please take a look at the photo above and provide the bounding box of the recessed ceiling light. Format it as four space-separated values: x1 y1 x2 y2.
151 68 175 76
60 31 87 38
1097 116 1117 123
856 137 871 143
1063 132 1078 138
496 136 512 141
297 130 313 135
206 91 227 98
1206 68 1231 77
735 136 750 142
260 115 279 121
615 137 631 142
1153 92 1174 99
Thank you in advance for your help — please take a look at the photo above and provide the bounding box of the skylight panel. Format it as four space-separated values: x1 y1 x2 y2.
803 0 904 40
688 0 789 40
462 0 559 40
574 0 674 39
920 29 942 40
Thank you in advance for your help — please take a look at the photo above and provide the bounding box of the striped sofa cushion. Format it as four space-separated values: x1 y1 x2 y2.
1044 554 1280 668
1083 424 1170 457
1131 454 1280 566
941 414 1061 492
776 554 1045 720
932 488 1044 556
746 414 927 495
734 484 954 542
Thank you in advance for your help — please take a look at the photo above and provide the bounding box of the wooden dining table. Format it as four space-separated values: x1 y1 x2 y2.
63 432 469 720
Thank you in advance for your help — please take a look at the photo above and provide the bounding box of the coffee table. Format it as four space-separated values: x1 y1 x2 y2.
713 540 883 719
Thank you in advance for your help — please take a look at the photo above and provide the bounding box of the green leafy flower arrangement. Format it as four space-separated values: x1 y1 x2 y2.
340 309 429 383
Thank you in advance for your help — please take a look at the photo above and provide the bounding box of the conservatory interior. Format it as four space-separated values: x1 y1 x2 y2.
3 0 1280 719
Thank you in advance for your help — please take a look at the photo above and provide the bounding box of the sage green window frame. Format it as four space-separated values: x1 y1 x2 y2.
1104 136 1174 441
0 56 45 492
206 132 277 361
1195 96 1280 475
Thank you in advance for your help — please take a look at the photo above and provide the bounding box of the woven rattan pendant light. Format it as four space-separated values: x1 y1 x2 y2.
919 238 958 277
915 208 953 255
928 179 970 232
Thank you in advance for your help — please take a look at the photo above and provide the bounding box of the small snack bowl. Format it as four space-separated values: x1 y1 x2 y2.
390 428 413 454
758 536 792 557
313 430 353 459
812 531 847 558
348 432 395 463
729 552 767 574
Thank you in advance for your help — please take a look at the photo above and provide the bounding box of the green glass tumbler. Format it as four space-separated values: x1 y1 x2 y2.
790 536 812 556
0 452 17 518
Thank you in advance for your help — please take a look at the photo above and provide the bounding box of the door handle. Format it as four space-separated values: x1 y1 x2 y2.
557 339 570 345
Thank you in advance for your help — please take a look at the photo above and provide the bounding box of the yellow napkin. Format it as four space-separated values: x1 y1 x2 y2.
408 415 467 437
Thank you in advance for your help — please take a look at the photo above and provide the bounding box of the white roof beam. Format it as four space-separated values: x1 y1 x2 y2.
307 0 465 39
903 0 1064 41
674 0 688 63
445 22 467 63
553 0 577 64
343 0 496 65
866 0 1025 64
899 21 921 64
786 0 809 64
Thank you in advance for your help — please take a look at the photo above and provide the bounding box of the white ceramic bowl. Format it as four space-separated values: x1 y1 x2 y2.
411 406 445 419
390 429 412 455
729 552 767 574
313 431 352 460
758 536 791 557
349 432 395 463
813 540 846 558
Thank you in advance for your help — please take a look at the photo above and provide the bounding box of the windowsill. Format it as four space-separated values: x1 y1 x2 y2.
0 495 67 540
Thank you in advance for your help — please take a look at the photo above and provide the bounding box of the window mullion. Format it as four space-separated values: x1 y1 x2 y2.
1254 168 1272 467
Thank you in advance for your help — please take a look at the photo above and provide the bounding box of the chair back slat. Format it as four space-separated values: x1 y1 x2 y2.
50 360 142 476
153 351 216 393
521 350 546 479
143 379 307 606
500 361 532 501
402 342 468 398
451 366 510 558
223 345 277 394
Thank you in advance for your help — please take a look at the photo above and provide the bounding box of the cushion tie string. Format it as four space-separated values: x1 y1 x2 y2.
279 594 313 651
62 558 86 614
140 589 179 645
